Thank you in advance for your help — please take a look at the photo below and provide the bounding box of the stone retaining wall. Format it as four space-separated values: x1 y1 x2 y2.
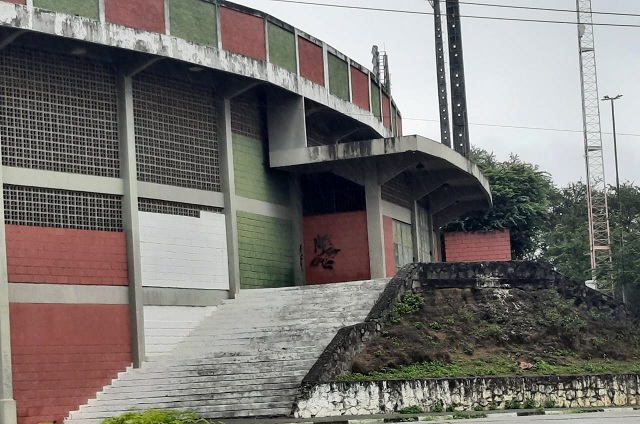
294 374 640 418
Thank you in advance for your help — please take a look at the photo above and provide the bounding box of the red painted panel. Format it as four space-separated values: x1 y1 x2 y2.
220 7 266 61
2 0 26 4
444 230 512 262
5 225 128 286
382 93 391 129
298 36 324 86
304 211 370 284
397 114 403 136
350 66 369 111
105 0 165 33
383 216 395 278
10 304 131 424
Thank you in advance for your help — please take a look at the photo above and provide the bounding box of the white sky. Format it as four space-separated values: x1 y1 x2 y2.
233 0 640 187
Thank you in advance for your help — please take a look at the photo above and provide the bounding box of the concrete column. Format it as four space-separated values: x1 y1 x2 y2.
117 73 145 367
364 163 385 279
217 98 241 297
0 166 17 424
410 200 420 263
290 175 305 285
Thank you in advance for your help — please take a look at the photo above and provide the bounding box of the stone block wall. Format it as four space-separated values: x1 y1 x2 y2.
294 374 640 418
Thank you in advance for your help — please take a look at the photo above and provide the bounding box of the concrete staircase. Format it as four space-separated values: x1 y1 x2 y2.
66 279 389 423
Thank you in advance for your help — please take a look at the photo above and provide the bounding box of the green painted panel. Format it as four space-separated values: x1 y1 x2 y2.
169 0 217 47
233 134 290 205
34 0 99 20
267 22 296 73
237 211 294 289
328 53 349 101
370 80 381 120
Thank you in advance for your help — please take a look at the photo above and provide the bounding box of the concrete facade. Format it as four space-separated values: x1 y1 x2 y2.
0 1 491 423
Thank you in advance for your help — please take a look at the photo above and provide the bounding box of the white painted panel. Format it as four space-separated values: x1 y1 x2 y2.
139 211 229 290
143 305 216 357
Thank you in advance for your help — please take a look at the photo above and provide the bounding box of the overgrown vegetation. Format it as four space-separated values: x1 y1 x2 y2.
346 286 640 380
102 409 217 424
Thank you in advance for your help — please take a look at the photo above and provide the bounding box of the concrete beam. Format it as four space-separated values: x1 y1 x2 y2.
117 73 146 367
364 164 386 279
268 91 306 152
433 200 488 228
142 287 228 307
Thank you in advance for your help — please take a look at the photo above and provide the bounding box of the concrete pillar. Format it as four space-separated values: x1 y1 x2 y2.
0 165 17 424
117 73 145 367
410 200 420 263
364 164 386 279
217 98 241 297
290 175 305 285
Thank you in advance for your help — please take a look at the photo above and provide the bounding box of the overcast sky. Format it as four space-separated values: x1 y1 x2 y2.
234 0 640 187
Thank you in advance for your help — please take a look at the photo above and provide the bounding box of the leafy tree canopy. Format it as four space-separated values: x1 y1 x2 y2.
443 148 553 259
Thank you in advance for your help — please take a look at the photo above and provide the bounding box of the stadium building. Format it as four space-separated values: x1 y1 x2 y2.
0 1 491 423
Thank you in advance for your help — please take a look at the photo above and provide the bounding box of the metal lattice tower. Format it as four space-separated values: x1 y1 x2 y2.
576 0 612 279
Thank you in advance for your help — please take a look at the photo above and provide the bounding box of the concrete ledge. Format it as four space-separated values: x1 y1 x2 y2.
142 286 228 306
8 283 128 304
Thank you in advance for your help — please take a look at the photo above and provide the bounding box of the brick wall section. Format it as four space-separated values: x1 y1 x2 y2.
34 0 100 20
5 225 128 285
237 211 294 288
397 114 403 136
303 211 370 285
10 303 131 424
444 230 512 262
105 0 165 33
139 211 229 290
383 216 395 278
298 37 324 86
168 0 217 47
232 133 290 205
220 6 266 61
350 66 369 111
2 0 26 4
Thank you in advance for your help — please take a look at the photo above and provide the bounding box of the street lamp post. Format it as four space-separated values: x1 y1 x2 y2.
602 94 624 300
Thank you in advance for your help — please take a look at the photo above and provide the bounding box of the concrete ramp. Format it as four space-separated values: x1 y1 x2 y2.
65 279 389 423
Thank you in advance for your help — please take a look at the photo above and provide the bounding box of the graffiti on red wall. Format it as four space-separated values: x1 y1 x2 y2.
310 234 341 270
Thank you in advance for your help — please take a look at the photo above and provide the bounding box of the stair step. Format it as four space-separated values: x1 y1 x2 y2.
66 279 389 422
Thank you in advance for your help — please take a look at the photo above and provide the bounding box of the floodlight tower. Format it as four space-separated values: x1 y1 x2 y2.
576 0 612 281
428 0 469 157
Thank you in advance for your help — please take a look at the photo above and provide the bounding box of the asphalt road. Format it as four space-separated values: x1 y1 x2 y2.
451 409 640 423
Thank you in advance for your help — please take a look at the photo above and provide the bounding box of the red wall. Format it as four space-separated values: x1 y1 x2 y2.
382 93 391 129
105 0 165 33
383 216 395 278
298 37 324 86
10 304 131 424
350 66 369 111
2 0 26 4
220 7 266 61
444 230 512 262
304 211 370 284
397 114 403 136
5 226 128 285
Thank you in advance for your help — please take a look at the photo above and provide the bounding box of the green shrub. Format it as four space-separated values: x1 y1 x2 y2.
543 399 557 409
389 292 424 323
429 321 442 330
504 400 522 410
523 399 537 409
399 405 424 414
432 404 444 413
102 409 216 424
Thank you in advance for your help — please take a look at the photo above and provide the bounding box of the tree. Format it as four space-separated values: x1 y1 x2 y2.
540 181 640 303
443 148 553 259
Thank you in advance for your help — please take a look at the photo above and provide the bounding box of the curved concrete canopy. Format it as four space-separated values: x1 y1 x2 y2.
270 135 492 226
